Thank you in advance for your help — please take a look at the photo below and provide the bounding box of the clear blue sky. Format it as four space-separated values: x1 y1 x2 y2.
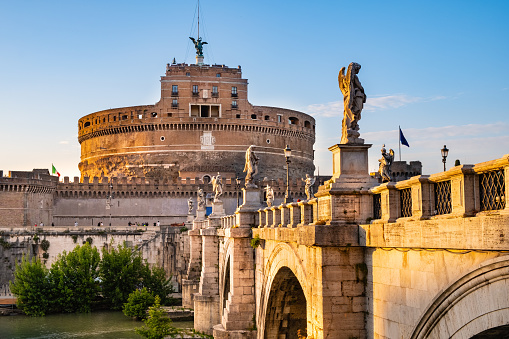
1 1 508 179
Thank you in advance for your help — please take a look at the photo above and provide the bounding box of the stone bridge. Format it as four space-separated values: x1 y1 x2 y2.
184 144 509 339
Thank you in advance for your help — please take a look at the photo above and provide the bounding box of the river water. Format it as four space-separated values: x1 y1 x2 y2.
0 311 194 339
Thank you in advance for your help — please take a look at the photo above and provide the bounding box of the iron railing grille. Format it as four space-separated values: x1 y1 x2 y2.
480 170 506 211
373 194 382 220
400 188 412 218
434 181 452 215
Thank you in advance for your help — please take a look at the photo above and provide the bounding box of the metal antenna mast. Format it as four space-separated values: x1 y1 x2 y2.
197 0 200 39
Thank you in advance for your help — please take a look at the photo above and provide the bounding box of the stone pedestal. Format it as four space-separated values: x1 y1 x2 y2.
196 207 206 221
187 213 194 223
328 143 376 188
314 144 378 225
210 200 226 218
236 188 262 228
196 55 204 66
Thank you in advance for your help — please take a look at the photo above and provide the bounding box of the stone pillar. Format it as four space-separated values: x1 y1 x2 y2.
258 209 266 228
265 208 273 227
182 207 205 309
271 206 281 227
504 164 509 214
379 183 399 222
288 202 300 228
449 165 476 217
280 204 291 227
299 201 313 226
408 175 432 219
213 228 257 339
194 226 220 335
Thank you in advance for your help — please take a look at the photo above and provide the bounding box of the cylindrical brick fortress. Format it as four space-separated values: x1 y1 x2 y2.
78 63 315 182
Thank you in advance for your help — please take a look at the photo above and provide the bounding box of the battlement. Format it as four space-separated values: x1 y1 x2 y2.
0 169 58 193
165 62 242 78
56 175 310 198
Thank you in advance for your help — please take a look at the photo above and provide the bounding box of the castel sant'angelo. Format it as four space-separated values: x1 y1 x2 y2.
78 53 315 182
0 38 316 227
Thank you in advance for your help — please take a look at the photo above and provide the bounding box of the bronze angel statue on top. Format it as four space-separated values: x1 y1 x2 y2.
189 37 208 56
338 62 366 144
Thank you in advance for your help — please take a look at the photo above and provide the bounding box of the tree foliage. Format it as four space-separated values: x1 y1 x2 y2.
143 266 174 306
99 243 146 309
100 243 174 309
49 243 100 313
135 296 182 339
123 287 155 319
10 242 173 316
9 256 51 316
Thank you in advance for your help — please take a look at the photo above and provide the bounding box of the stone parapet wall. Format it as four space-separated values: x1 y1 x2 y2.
370 153 509 222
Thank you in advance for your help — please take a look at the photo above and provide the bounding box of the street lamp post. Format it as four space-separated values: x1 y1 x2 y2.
441 145 449 172
235 177 241 208
284 145 292 203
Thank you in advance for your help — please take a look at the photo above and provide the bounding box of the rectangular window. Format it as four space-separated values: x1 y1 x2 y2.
232 100 238 109
192 85 199 96
231 86 238 97
172 85 178 96
172 99 178 108
277 115 282 123
216 73 221 77
212 86 218 97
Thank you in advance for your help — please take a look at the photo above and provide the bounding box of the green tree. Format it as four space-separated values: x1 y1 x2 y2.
9 256 51 316
135 296 182 339
143 266 174 306
123 287 155 319
49 243 100 313
99 243 146 309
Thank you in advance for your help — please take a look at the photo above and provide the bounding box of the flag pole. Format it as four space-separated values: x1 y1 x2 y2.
399 125 401 161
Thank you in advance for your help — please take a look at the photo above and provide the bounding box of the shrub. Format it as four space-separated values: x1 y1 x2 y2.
123 287 155 319
40 239 50 252
250 235 261 249
135 296 182 339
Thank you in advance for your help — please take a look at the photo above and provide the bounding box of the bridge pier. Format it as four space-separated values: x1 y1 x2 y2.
214 227 256 339
182 217 204 308
194 203 224 335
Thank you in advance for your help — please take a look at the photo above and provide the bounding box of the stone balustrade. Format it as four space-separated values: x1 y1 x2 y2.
255 198 317 228
220 215 236 228
370 154 509 223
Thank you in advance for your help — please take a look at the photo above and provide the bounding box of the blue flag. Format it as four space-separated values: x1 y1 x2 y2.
399 127 410 147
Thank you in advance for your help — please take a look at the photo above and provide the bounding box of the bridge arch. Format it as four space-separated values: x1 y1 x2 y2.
258 242 309 338
411 255 509 339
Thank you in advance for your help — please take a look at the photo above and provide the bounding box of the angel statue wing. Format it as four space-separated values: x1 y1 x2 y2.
211 176 217 191
338 66 348 96
388 149 395 167
189 37 196 44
